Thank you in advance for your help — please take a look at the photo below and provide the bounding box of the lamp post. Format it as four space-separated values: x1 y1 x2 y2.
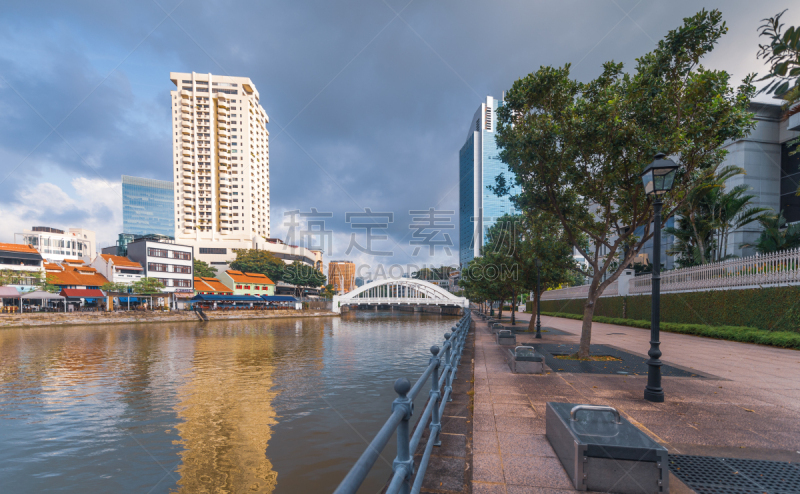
640 152 679 403
534 259 543 339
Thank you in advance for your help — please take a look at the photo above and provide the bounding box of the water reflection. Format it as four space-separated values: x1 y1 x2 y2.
0 312 456 493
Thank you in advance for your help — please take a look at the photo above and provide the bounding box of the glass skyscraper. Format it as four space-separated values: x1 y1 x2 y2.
459 96 518 266
122 175 175 238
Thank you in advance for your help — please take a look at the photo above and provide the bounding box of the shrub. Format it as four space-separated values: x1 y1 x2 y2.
539 286 800 333
540 312 800 349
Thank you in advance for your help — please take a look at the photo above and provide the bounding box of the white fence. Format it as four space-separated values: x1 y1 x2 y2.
539 248 800 300
630 248 800 294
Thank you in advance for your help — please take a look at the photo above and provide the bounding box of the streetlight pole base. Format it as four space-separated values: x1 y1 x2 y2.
644 387 665 403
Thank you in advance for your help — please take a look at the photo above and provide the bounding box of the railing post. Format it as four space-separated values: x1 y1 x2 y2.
392 378 414 494
446 328 456 402
429 345 442 446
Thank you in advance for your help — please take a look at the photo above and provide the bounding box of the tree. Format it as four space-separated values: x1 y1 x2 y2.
321 284 336 299
131 277 165 294
229 249 285 282
757 10 800 157
282 262 326 298
744 211 800 253
101 282 131 293
482 213 577 329
495 10 756 357
193 259 217 278
665 166 768 265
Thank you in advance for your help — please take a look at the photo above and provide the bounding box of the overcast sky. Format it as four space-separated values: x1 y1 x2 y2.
0 0 797 275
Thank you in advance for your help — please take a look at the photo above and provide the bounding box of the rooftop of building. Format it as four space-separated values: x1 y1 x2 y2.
99 254 143 269
225 270 275 284
0 243 41 255
46 265 109 287
194 277 233 293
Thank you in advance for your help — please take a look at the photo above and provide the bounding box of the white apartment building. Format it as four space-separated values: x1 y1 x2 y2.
90 254 144 285
15 226 96 263
170 72 270 262
126 238 194 293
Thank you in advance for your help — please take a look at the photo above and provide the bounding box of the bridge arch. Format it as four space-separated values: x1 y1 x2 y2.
331 278 469 313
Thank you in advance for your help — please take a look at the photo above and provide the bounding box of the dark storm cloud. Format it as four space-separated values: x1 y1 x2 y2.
0 0 796 264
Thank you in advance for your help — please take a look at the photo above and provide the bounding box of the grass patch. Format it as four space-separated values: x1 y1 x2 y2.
541 312 800 350
553 354 622 362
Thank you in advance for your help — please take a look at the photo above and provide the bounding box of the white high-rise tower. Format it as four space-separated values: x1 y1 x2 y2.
170 72 270 260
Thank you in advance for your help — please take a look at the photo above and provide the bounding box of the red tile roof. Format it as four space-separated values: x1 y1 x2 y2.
226 270 274 284
60 288 105 298
44 262 62 271
100 254 143 269
47 266 109 287
194 277 233 294
0 243 40 254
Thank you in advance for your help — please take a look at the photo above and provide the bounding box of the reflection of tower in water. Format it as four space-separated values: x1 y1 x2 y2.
173 327 279 494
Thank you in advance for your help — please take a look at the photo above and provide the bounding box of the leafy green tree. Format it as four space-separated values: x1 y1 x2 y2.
101 282 131 293
483 213 577 328
757 10 800 159
193 259 217 278
744 211 800 253
229 249 285 282
494 10 756 357
282 262 326 298
131 277 165 294
321 284 337 299
666 166 768 265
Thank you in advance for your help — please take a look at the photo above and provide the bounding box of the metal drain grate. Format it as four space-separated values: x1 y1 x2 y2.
669 454 800 494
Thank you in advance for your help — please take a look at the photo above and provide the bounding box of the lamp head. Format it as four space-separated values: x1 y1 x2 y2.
640 153 679 196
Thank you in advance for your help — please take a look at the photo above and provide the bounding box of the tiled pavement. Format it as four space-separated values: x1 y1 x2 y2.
471 312 800 493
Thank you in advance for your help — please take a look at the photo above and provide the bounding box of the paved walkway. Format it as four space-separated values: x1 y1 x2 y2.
472 312 800 493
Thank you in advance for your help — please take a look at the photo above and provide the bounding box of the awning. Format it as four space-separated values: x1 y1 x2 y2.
0 287 21 298
60 289 105 298
190 294 264 302
21 291 65 300
261 295 298 302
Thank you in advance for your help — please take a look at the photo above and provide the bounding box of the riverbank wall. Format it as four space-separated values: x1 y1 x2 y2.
0 310 338 329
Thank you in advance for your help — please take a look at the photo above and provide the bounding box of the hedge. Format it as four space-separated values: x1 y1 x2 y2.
529 285 800 333
541 311 800 350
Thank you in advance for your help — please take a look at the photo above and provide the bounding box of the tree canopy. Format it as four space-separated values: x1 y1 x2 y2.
494 9 756 357
193 259 218 278
229 249 285 282
282 262 326 297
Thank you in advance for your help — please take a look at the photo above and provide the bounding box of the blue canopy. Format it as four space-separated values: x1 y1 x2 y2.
119 297 138 303
191 294 264 302
261 295 298 302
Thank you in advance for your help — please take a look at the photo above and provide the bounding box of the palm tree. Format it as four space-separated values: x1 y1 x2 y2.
744 211 800 253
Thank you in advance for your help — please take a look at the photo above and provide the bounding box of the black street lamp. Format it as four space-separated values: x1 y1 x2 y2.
640 152 679 403
534 259 543 339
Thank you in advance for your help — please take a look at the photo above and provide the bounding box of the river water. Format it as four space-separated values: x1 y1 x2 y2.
0 311 459 493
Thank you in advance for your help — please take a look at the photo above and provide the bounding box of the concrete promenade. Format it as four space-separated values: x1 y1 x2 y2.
472 311 800 493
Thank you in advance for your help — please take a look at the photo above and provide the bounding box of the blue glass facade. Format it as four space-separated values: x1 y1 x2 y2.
459 97 518 267
122 175 175 238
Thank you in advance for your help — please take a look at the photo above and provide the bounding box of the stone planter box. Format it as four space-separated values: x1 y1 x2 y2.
496 329 516 346
507 346 544 374
546 402 668 493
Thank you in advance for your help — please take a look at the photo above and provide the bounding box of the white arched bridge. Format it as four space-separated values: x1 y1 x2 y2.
332 278 469 314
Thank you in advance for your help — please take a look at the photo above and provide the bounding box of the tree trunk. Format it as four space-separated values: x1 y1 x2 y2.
510 292 517 325
497 300 504 321
526 290 538 332
578 294 599 359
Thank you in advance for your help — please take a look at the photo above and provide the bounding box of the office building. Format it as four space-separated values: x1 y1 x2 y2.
16 226 96 263
126 237 194 293
122 175 175 238
170 72 270 260
459 95 519 266
328 261 355 294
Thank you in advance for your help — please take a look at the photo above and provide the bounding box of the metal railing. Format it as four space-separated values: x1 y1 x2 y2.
333 310 472 494
631 248 800 294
